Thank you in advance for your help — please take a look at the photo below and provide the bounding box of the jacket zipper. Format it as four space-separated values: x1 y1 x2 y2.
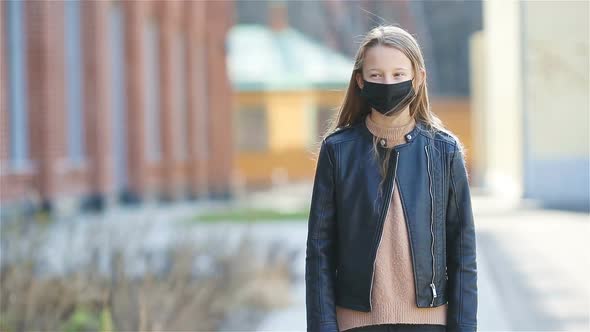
369 150 400 311
425 145 438 306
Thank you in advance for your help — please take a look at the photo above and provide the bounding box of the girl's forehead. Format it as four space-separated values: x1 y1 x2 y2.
363 45 412 71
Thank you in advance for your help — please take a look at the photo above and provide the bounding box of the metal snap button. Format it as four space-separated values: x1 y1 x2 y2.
406 134 412 140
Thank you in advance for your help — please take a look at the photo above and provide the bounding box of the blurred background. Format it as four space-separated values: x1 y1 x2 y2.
0 0 588 331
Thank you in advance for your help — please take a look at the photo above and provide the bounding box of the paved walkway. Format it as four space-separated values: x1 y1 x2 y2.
255 191 590 331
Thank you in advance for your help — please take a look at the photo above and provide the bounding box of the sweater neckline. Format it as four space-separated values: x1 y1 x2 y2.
365 114 416 148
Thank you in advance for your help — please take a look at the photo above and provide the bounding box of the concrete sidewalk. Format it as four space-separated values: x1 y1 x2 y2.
255 192 590 331
474 197 589 331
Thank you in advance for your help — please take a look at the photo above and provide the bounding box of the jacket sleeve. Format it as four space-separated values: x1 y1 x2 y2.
305 138 339 332
446 143 478 332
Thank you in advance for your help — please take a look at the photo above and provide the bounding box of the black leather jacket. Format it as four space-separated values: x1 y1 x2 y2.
305 116 478 332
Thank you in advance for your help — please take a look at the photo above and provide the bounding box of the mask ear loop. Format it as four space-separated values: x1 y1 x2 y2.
354 83 363 96
354 80 372 119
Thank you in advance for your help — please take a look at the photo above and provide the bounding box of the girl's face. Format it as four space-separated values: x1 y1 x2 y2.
356 44 423 89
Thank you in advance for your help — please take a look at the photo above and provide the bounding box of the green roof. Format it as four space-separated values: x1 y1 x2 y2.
226 24 354 92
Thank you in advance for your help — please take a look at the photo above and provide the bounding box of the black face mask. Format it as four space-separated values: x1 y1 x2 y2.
358 78 416 116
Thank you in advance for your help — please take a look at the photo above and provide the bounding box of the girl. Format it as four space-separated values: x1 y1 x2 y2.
305 25 478 332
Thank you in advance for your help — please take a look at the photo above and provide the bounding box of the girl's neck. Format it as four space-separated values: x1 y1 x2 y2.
368 107 413 128
365 108 416 148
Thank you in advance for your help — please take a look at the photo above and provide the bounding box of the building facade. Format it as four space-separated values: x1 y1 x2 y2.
1 0 235 212
227 21 353 188
471 0 589 211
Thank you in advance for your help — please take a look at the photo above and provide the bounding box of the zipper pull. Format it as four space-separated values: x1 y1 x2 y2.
430 283 438 298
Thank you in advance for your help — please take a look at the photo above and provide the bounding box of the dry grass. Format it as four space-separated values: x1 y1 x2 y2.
0 218 294 332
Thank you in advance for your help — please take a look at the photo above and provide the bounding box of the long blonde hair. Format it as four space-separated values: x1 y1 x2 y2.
317 24 458 198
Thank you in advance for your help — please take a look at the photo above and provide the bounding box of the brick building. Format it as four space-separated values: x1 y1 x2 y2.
1 0 235 212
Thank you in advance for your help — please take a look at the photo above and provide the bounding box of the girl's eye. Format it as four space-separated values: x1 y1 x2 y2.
370 73 404 78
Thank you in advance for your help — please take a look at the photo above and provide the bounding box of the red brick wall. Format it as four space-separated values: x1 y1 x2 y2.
185 1 210 198
82 0 112 196
205 0 235 198
123 0 148 197
0 0 235 208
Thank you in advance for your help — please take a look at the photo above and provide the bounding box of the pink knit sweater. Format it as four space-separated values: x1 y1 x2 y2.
335 114 447 331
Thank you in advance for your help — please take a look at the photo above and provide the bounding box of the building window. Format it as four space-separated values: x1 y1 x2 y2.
65 0 85 164
144 20 161 162
195 44 209 161
109 4 128 190
6 0 29 169
174 33 188 161
235 106 268 152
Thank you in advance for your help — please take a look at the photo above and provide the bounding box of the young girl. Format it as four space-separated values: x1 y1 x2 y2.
305 25 478 332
